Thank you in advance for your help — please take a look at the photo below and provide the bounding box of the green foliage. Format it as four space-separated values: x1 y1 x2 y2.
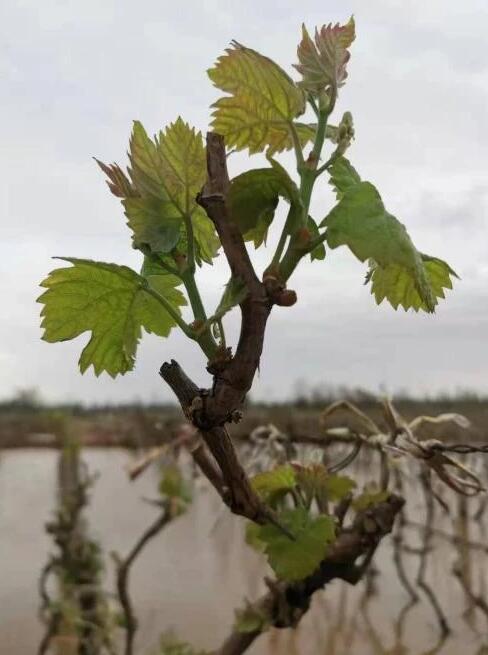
38 258 186 377
323 163 456 313
367 255 459 313
307 216 326 261
123 197 182 253
208 41 306 154
255 508 336 581
229 161 302 246
191 211 221 265
39 19 457 381
296 122 342 149
234 605 269 634
159 633 209 655
353 489 391 511
294 18 356 94
325 474 357 500
98 118 220 265
328 156 361 199
94 159 137 198
324 181 424 270
292 463 356 507
140 254 176 279
245 522 267 553
250 464 296 500
212 277 248 321
159 466 192 505
247 464 353 569
130 119 219 264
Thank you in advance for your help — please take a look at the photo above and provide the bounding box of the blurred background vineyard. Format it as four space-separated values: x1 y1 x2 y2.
3 385 488 450
3 388 488 654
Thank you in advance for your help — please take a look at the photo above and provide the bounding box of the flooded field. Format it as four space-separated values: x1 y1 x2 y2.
1 448 487 655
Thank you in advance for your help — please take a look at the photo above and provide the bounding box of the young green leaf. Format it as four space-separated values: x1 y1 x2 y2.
212 277 248 321
234 605 268 634
294 18 356 94
294 122 340 151
245 522 267 553
323 181 448 312
325 159 458 312
292 463 356 508
192 210 221 264
323 182 419 269
307 216 326 261
367 255 459 313
328 156 361 199
208 41 306 154
131 118 220 259
353 489 390 512
99 119 220 265
147 215 219 269
250 464 296 500
229 162 303 246
325 474 357 501
159 633 209 655
159 466 192 504
140 255 176 278
123 197 182 253
94 159 138 198
257 508 336 582
157 117 206 209
148 274 187 307
38 258 186 377
128 120 169 200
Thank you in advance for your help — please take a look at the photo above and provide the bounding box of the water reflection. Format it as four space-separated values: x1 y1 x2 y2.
1 448 488 655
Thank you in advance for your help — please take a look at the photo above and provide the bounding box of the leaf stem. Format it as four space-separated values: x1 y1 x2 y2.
181 210 220 353
266 123 306 275
278 242 308 282
276 104 333 282
181 270 219 357
270 109 331 275
315 147 342 178
154 255 179 276
195 329 219 359
308 94 319 117
307 230 328 252
279 229 329 281
217 319 226 348
142 284 194 339
183 214 196 274
182 270 207 322
300 108 330 216
288 122 305 171
270 204 295 268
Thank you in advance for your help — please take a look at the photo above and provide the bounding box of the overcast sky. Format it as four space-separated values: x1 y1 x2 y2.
1 0 487 404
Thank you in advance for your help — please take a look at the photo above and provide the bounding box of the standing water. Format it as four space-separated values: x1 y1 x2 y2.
0 449 487 654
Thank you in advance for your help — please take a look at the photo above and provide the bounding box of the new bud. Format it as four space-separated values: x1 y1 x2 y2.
296 227 311 249
337 111 354 155
318 89 331 112
275 289 297 307
190 319 206 334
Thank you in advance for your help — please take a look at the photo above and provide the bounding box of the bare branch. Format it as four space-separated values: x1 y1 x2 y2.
195 133 293 426
115 507 172 655
415 472 450 637
160 360 281 525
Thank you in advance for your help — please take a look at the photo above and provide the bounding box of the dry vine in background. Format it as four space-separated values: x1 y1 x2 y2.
38 443 114 655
